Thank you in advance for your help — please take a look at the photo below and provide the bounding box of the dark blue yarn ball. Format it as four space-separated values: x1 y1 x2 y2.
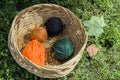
52 39 74 60
45 17 64 37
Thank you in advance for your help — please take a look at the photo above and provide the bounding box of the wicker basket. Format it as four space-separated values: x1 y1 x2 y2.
8 4 87 78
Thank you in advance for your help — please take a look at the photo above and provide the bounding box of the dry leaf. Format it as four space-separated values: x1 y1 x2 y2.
86 44 99 57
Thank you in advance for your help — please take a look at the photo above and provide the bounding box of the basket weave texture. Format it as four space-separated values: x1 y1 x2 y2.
8 4 87 78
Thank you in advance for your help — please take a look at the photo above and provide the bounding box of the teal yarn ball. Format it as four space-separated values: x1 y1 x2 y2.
52 39 74 60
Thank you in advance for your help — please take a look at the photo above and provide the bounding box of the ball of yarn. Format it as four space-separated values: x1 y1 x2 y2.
52 39 74 60
45 17 64 37
23 40 46 66
31 27 48 43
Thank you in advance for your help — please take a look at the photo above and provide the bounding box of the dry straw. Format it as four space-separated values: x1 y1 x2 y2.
8 4 88 78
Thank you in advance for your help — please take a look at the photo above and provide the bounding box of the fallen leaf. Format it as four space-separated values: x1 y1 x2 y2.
83 16 106 38
86 44 99 57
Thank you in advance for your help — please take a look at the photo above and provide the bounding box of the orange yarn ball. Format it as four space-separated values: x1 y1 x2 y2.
31 27 47 43
22 40 46 66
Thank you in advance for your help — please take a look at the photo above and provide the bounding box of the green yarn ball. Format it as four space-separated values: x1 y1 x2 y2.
52 39 74 60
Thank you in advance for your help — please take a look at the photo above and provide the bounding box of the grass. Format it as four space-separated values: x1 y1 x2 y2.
0 0 120 80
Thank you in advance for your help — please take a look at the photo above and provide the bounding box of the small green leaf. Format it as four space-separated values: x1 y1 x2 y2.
83 16 106 38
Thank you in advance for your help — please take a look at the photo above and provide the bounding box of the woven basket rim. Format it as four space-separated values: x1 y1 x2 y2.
8 3 88 78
